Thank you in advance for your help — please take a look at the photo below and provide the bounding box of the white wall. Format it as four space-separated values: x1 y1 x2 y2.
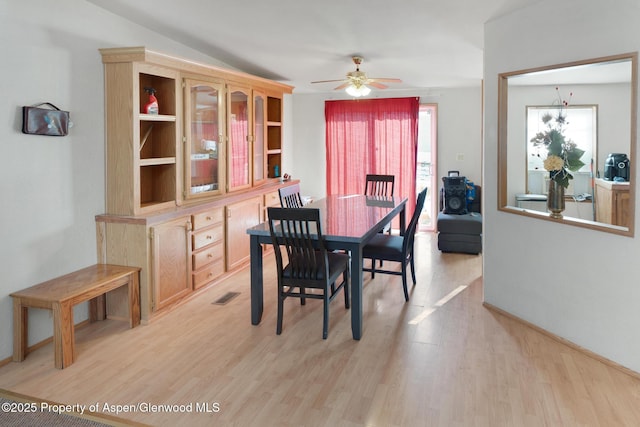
484 0 640 372
0 0 233 360
288 87 483 200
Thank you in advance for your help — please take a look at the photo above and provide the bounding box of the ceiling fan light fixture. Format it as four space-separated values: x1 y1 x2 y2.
345 84 371 97
311 56 400 95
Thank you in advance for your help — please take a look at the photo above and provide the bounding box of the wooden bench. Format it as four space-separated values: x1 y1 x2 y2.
11 264 141 369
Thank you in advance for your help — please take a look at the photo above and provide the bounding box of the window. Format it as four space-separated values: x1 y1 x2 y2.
325 97 420 216
526 105 597 196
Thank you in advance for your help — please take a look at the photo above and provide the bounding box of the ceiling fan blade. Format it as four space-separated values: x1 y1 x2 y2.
369 78 402 83
311 79 347 84
313 56 402 90
367 81 388 89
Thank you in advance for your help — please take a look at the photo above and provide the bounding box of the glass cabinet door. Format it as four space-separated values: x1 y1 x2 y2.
253 91 266 184
227 86 251 191
184 79 225 198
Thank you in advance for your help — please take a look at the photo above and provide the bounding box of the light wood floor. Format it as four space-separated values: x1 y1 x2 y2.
2 233 640 426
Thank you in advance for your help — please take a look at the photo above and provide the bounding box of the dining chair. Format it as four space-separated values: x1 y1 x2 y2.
365 174 395 234
278 183 304 208
365 174 395 197
362 187 427 301
267 207 350 339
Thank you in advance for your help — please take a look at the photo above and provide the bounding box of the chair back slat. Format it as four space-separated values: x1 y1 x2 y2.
365 174 395 197
279 184 304 208
268 207 328 281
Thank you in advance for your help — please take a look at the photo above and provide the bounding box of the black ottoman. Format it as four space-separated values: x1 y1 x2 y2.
437 211 482 254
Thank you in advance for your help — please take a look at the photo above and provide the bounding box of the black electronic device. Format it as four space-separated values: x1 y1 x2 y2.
442 171 468 215
603 153 630 181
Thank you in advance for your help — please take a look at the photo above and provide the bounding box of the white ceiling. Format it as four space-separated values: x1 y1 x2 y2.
87 0 544 94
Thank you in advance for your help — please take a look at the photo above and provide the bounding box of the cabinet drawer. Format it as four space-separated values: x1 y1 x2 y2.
264 190 281 208
192 224 224 250
193 241 224 270
192 208 224 230
193 259 224 289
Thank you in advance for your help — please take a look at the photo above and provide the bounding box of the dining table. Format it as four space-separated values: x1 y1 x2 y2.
246 194 408 340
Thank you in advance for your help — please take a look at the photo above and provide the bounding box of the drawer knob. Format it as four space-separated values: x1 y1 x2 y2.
208 254 213 258
206 235 212 239
208 272 213 277
206 216 212 220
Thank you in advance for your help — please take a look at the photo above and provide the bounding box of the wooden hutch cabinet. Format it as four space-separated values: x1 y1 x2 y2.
96 47 294 322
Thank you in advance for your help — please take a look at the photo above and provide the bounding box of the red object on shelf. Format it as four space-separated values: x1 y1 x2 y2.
143 87 159 114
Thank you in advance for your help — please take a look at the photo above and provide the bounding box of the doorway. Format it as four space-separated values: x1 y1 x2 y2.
417 104 437 231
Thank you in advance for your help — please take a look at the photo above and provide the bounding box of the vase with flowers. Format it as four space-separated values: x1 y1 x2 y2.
530 88 586 218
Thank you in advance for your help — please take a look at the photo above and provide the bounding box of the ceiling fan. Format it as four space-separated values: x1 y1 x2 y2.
311 56 402 96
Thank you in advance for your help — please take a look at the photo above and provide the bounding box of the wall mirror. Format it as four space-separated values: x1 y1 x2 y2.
498 53 638 236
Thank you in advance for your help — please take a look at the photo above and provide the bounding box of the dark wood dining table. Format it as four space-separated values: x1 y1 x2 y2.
246 194 408 340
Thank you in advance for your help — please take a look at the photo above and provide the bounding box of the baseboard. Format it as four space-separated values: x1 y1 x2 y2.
0 356 12 368
483 302 640 381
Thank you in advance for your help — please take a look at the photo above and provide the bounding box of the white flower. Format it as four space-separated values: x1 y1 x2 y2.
544 155 564 172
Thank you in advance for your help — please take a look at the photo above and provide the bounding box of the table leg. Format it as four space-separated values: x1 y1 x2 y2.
53 301 74 369
350 245 363 340
12 298 27 362
128 271 141 328
250 234 264 325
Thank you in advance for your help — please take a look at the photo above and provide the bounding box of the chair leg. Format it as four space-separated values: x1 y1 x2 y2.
371 259 376 279
277 293 284 335
323 292 329 339
410 257 417 285
401 263 409 302
300 287 306 305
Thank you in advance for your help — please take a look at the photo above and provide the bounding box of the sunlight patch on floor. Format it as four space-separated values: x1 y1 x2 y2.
408 284 468 325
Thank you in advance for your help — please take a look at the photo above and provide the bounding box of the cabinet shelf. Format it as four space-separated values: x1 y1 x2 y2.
140 163 177 208
139 121 176 159
266 96 283 179
141 200 176 210
140 114 176 122
267 153 282 178
139 157 177 166
267 96 282 122
139 72 177 116
267 126 281 151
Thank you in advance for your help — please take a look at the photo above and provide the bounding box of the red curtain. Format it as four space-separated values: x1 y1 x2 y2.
230 113 248 188
325 97 419 217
